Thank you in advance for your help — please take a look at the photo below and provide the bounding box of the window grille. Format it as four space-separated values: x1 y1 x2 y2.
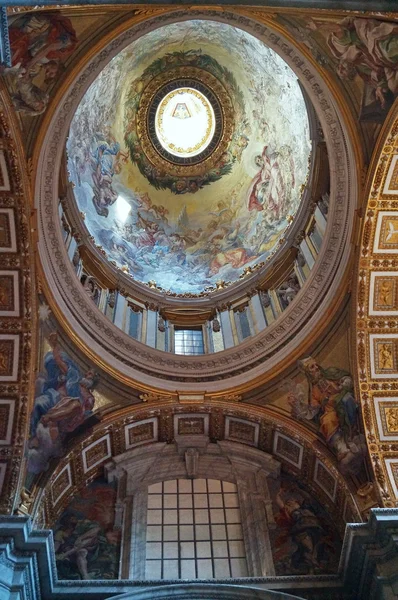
145 479 248 580
174 328 204 355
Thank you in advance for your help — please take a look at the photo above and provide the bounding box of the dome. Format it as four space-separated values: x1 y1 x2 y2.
67 20 311 294
36 9 354 391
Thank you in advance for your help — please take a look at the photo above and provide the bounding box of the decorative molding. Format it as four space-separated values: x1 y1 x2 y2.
374 397 398 442
174 413 209 437
0 398 14 445
30 403 359 530
355 103 398 506
225 416 259 447
82 434 112 473
369 271 398 315
0 85 37 515
369 333 398 379
51 463 72 506
125 418 158 449
0 270 19 317
0 8 10 68
0 462 6 494
385 458 398 500
314 458 337 503
0 208 16 252
272 431 303 469
0 333 19 382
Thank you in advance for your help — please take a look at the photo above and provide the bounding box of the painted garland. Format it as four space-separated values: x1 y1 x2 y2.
124 49 249 194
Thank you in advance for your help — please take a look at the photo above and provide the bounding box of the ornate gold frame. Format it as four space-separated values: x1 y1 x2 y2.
136 66 234 177
155 87 215 156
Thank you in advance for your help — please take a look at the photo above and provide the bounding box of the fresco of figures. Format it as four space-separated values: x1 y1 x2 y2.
3 12 78 116
67 20 311 294
28 331 99 475
269 473 341 575
279 15 398 122
286 356 366 475
54 478 121 580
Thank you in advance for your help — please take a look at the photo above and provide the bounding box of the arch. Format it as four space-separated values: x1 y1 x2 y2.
355 97 398 507
32 402 360 537
0 83 37 514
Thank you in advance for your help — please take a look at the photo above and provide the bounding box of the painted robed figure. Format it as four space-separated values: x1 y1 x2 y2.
288 356 366 474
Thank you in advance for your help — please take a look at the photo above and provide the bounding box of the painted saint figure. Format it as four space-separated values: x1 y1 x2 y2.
54 479 121 580
308 17 398 111
270 476 341 576
247 146 295 221
6 13 78 114
55 515 101 580
288 356 366 474
275 491 325 573
28 332 98 474
90 134 128 216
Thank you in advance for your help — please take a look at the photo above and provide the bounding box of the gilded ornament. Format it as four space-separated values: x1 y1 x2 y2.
386 407 398 433
378 343 394 370
128 59 239 191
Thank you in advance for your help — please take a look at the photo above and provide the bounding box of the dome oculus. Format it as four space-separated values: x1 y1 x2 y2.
155 88 216 158
144 75 227 169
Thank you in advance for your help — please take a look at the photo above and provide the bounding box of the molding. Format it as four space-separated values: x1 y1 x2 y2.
0 8 10 68
0 83 37 514
30 402 360 533
3 0 398 9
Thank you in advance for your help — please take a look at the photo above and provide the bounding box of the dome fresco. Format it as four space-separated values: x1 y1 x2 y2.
67 20 311 294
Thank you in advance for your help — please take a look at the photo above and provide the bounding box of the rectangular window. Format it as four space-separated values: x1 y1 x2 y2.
129 309 141 340
310 225 323 253
237 310 251 340
174 327 204 356
145 479 248 580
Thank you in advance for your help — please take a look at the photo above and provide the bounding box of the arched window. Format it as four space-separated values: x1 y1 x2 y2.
107 440 279 579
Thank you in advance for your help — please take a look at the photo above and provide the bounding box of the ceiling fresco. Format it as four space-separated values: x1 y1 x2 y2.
2 11 113 123
67 20 311 294
278 14 398 124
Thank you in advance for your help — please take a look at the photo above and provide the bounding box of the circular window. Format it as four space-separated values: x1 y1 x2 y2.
155 87 216 159
146 78 223 166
